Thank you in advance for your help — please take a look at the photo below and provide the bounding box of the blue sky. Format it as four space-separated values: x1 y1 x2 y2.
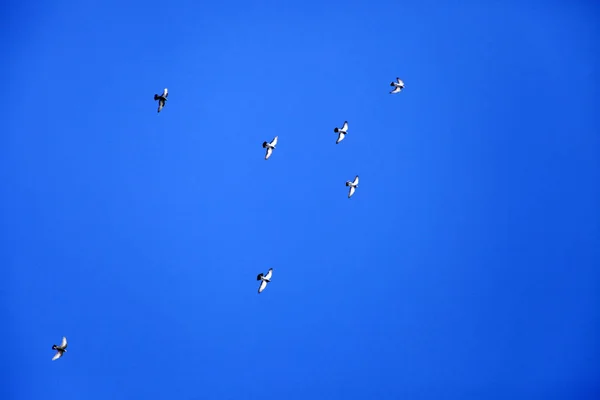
2 0 599 399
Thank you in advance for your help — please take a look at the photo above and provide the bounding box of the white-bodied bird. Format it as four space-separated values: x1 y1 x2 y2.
390 78 404 94
346 175 359 198
262 136 278 160
257 268 273 294
334 121 349 144
51 336 68 361
154 88 168 113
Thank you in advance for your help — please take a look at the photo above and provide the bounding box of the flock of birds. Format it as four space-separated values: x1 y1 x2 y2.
49 76 406 361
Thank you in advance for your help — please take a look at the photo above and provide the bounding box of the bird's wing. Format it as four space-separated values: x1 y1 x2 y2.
258 280 268 294
265 147 273 160
353 176 359 186
396 78 403 85
270 136 278 147
342 121 348 132
163 88 168 97
60 337 67 349
264 268 273 280
336 132 345 144
348 186 356 198
157 100 164 113
52 351 63 361
390 86 402 94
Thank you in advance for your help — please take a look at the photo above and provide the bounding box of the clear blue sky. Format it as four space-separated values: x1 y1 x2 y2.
2 0 599 399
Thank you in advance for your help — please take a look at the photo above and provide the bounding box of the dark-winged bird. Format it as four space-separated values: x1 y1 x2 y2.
154 88 168 113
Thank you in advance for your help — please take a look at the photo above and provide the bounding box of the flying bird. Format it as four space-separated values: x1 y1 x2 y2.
334 121 349 144
346 175 359 198
257 268 273 294
390 78 404 94
154 88 168 113
262 136 278 160
51 336 68 361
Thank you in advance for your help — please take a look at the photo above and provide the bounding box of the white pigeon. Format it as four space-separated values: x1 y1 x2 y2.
334 121 349 144
346 175 359 198
262 136 278 160
51 336 68 361
257 268 273 294
154 88 168 113
390 78 404 94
